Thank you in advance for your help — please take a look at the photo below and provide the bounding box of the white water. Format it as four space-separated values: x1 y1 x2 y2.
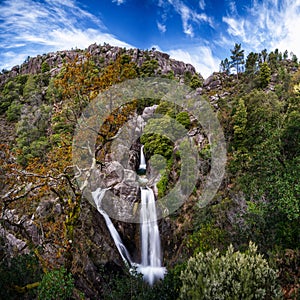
138 145 147 171
138 187 166 285
92 145 166 285
92 188 132 266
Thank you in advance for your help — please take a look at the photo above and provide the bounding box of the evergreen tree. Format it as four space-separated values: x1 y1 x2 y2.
260 49 268 63
259 62 271 88
219 58 230 74
245 52 259 75
230 43 244 79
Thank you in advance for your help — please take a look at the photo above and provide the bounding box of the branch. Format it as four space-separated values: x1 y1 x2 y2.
13 282 40 294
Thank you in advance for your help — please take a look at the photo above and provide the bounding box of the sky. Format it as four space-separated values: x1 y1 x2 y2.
1 0 300 78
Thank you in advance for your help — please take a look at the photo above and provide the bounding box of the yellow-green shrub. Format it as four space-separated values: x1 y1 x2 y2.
180 242 281 300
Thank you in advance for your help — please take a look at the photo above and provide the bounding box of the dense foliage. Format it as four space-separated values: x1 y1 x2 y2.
0 44 299 299
180 242 281 300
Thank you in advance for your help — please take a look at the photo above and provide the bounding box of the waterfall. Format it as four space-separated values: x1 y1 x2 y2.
138 145 147 175
138 187 166 285
92 145 166 285
92 188 132 266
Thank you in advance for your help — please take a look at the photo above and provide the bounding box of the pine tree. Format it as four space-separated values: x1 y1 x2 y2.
259 62 271 88
230 43 244 79
245 52 259 75
219 58 230 74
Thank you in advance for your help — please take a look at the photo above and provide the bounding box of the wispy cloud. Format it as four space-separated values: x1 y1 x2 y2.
0 0 131 70
166 0 213 37
222 0 300 56
112 0 125 5
157 21 167 33
199 0 206 10
222 17 246 40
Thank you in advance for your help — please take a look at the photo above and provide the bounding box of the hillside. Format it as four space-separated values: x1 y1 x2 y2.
0 43 299 299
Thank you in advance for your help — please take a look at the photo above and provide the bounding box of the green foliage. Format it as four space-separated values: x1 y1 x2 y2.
0 253 42 299
102 264 184 300
6 100 22 121
232 98 247 144
38 267 75 300
156 172 169 198
0 79 21 114
41 61 50 73
175 111 191 129
245 52 259 75
187 223 227 255
141 132 173 159
230 43 245 77
220 58 231 74
258 62 271 88
140 59 159 77
162 70 175 80
179 242 281 300
23 75 37 99
15 104 51 165
184 71 192 85
189 74 203 89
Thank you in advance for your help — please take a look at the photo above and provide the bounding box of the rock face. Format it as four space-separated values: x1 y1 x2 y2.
0 43 201 87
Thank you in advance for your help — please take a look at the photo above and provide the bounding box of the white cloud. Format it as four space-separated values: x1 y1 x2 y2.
167 0 213 37
199 0 206 10
157 21 167 33
112 0 125 5
169 46 220 78
227 0 237 14
0 0 131 70
222 0 300 59
222 17 246 39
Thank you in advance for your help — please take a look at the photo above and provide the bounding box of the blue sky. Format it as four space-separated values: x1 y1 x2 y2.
1 0 300 78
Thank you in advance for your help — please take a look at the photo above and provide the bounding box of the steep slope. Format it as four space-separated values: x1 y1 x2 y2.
0 44 299 299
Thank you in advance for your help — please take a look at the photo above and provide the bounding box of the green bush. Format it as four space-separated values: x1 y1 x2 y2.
179 242 281 300
38 267 74 300
139 59 159 77
175 111 191 129
187 223 227 254
6 100 22 121
189 74 203 89
41 61 50 73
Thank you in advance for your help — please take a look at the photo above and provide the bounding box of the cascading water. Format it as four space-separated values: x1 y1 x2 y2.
138 145 147 175
92 188 132 267
138 187 166 285
92 145 166 285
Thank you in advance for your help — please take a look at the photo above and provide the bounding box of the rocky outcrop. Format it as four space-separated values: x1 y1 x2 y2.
1 43 201 87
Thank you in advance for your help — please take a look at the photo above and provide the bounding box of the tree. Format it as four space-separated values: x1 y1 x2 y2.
219 58 230 74
232 98 247 144
258 62 271 88
230 43 244 79
245 52 259 75
260 49 268 63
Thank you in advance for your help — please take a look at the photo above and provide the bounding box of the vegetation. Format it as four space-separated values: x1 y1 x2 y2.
0 43 299 299
180 242 281 300
38 267 75 300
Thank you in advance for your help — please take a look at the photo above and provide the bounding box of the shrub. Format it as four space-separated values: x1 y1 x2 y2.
38 267 74 300
6 100 22 121
175 111 191 129
179 242 281 300
41 61 50 73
